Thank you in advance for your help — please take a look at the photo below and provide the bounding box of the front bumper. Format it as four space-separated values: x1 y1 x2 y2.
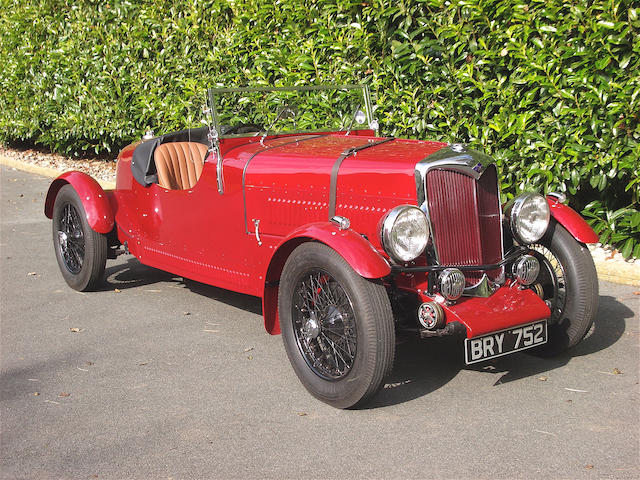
418 285 551 338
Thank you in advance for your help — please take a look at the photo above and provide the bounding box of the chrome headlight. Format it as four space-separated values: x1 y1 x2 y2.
506 193 550 244
381 205 429 263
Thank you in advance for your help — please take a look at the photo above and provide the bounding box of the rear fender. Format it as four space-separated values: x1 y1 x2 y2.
546 196 598 244
44 171 114 234
262 222 391 335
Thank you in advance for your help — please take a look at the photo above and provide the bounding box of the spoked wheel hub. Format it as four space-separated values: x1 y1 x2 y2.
301 312 321 341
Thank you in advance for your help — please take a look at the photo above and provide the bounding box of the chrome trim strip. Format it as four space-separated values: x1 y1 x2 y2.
414 145 496 206
219 128 372 139
391 246 527 273
210 84 365 94
328 137 395 219
547 191 566 203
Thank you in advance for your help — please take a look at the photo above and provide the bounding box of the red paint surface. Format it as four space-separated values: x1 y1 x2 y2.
111 132 419 299
243 135 446 250
278 222 391 278
45 171 114 234
419 283 551 338
547 197 599 243
107 131 445 332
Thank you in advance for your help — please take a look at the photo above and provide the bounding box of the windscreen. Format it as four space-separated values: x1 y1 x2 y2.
207 85 375 138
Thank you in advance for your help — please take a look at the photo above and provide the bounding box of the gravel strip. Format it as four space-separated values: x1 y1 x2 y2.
589 244 639 266
0 145 116 184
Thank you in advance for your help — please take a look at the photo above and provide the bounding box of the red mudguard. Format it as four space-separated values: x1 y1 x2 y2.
44 171 114 234
279 222 391 279
261 222 391 335
547 196 599 244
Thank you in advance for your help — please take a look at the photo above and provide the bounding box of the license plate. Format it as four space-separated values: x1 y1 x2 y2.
464 320 547 365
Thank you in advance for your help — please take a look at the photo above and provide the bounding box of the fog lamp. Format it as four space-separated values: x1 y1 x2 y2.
512 255 540 286
417 301 445 330
439 268 465 301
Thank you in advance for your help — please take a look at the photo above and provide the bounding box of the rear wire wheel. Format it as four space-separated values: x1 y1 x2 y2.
529 220 599 355
279 243 395 409
52 184 107 291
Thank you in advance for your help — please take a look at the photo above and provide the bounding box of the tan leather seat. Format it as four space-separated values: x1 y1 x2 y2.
154 142 208 190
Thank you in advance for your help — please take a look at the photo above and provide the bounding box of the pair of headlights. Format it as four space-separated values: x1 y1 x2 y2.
380 193 551 263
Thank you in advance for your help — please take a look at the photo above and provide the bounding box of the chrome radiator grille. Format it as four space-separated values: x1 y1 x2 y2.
426 165 503 284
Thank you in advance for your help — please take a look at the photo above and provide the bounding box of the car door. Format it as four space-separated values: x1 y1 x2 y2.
134 151 263 296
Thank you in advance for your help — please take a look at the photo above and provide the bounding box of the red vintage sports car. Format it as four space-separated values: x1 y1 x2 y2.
45 85 599 408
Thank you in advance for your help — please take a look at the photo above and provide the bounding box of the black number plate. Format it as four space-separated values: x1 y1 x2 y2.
464 320 548 365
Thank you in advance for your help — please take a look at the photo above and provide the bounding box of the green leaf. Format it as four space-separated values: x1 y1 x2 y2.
620 238 634 258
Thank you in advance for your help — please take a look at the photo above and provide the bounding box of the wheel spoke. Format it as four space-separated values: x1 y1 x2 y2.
321 326 349 339
530 244 567 323
58 203 85 275
292 269 357 380
320 332 353 364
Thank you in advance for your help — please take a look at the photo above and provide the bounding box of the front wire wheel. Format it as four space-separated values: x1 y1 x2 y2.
293 270 357 380
52 185 107 291
529 220 599 355
279 243 395 409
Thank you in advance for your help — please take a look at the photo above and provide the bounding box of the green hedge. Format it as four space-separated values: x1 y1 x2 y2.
1 0 638 257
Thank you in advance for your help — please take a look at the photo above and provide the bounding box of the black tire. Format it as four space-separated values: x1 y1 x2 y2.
529 220 599 355
52 184 107 291
278 243 395 409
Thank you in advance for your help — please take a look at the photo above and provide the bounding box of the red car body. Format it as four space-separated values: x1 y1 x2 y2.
45 85 599 407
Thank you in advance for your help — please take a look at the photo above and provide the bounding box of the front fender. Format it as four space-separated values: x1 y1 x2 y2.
281 222 391 279
44 171 114 234
546 196 598 244
261 222 391 335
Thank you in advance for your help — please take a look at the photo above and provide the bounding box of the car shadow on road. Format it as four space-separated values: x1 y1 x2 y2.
100 258 180 291
479 294 634 384
366 335 465 409
366 294 633 409
100 257 263 315
0 351 88 404
182 278 262 316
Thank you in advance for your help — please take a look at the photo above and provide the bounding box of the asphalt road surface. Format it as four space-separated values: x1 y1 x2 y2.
1 165 639 479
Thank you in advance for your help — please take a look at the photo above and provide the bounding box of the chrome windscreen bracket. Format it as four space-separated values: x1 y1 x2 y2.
205 92 224 195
